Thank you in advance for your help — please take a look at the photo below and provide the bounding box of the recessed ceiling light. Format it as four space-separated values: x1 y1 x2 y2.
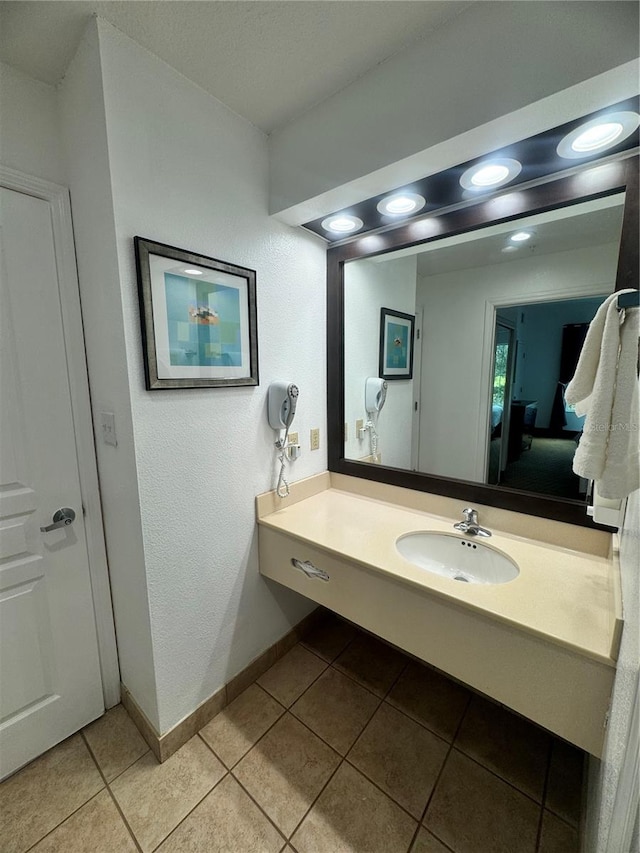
510 231 532 243
183 269 203 275
377 192 426 216
557 111 640 159
501 246 518 254
460 158 522 191
321 214 363 234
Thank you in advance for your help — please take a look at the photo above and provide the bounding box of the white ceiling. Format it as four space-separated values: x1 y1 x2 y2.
0 0 469 133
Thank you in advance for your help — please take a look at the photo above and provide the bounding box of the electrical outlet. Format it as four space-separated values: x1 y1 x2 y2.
310 427 320 451
356 418 364 438
344 422 348 442
288 431 298 446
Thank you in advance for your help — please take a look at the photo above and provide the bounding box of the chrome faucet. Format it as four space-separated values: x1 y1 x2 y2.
454 507 492 538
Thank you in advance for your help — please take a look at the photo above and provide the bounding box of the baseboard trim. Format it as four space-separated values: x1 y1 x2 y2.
121 607 325 762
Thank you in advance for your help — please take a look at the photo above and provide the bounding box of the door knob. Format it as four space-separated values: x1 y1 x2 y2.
40 507 76 533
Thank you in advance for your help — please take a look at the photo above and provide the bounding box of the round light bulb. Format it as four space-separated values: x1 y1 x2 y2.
572 122 624 153
471 164 510 187
321 214 363 234
183 269 203 275
459 158 522 192
557 111 640 160
377 192 426 216
510 231 532 243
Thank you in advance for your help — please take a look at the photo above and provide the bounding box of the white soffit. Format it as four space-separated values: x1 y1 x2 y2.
277 60 640 227
0 0 469 133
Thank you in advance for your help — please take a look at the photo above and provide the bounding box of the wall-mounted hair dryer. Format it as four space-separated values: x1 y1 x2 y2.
365 377 388 414
268 381 299 430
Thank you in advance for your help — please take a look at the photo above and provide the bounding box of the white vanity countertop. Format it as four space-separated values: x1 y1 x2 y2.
258 486 621 666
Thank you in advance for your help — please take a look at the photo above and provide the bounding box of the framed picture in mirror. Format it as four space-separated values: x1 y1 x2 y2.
379 308 415 380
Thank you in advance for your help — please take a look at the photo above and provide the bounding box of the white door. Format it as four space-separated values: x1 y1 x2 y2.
0 187 104 779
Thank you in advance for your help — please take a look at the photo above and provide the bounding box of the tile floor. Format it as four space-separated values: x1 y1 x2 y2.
0 615 584 853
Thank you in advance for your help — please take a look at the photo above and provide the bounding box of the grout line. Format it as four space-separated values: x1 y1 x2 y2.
292 705 380 761
257 650 331 710
23 788 107 853
448 745 548 808
341 755 423 824
411 692 472 851
226 768 290 847
147 771 229 853
80 731 144 853
535 739 554 852
102 747 152 785
284 756 344 843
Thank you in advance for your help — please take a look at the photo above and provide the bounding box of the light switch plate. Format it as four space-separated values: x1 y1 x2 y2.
310 428 320 451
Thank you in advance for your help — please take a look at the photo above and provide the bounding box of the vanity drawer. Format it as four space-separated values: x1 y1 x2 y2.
259 525 614 757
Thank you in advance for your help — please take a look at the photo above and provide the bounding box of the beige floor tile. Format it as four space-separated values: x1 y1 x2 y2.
333 633 407 697
538 809 580 853
301 615 356 663
291 761 417 853
291 667 379 755
0 734 104 853
387 661 470 741
157 774 284 852
411 828 452 853
257 645 327 707
83 704 149 782
545 739 584 826
199 683 284 768
233 713 340 837
455 695 550 801
110 735 225 852
424 749 540 853
30 789 136 852
348 702 448 818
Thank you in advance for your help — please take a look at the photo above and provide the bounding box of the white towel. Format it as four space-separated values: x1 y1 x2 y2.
565 289 639 500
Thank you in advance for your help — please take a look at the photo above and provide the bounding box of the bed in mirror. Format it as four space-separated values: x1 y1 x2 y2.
327 155 638 526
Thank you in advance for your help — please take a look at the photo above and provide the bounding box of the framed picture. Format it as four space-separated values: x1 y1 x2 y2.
134 237 258 390
379 307 415 380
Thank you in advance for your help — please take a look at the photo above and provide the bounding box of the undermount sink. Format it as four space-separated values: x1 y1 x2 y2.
396 531 519 585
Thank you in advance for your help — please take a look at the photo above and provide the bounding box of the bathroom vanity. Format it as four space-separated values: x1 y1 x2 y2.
257 473 622 757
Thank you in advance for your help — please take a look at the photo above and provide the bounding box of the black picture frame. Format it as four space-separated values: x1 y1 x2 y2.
134 237 259 390
379 308 415 380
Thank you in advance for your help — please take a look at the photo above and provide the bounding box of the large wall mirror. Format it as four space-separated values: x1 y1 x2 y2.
327 155 638 526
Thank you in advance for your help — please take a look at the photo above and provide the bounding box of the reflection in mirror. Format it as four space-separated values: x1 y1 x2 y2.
343 193 625 502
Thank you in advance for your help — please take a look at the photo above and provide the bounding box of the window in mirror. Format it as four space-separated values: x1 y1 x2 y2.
342 192 625 506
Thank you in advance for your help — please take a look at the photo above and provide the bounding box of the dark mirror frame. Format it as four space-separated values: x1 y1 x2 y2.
327 154 638 527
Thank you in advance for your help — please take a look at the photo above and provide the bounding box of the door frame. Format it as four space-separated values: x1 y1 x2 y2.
1 165 120 707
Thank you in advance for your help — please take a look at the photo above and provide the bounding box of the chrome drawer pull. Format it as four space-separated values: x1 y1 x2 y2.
291 558 329 581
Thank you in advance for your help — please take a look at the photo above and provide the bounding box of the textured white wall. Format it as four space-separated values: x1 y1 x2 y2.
58 22 160 729
0 61 65 185
415 243 619 482
269 2 640 216
94 20 326 733
585 489 640 852
344 256 416 469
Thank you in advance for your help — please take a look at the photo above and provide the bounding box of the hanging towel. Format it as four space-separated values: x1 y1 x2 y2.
565 289 639 499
